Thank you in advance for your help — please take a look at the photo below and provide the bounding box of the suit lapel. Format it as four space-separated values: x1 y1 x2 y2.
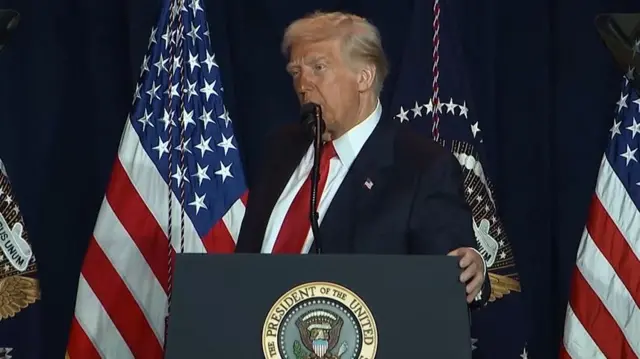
240 124 311 252
319 115 396 253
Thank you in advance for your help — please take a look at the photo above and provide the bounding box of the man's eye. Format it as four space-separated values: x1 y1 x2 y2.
314 64 325 71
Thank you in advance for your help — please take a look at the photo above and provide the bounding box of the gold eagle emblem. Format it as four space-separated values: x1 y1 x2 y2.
0 275 39 320
488 272 521 302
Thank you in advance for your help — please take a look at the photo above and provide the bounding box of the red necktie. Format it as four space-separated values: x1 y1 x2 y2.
271 142 337 253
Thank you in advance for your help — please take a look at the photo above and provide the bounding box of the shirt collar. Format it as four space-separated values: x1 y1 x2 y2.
332 99 382 168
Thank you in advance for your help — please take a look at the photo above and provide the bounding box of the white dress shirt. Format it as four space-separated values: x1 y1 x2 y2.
261 100 383 253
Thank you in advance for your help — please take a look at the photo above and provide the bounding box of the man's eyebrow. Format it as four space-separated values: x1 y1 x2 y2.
285 63 299 73
286 55 330 71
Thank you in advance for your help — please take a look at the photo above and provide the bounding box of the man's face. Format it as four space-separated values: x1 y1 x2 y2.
287 38 360 138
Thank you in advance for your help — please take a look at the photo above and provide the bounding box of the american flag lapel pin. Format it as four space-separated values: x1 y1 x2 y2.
364 178 374 190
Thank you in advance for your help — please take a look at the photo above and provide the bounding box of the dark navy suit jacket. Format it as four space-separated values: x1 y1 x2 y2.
235 112 491 308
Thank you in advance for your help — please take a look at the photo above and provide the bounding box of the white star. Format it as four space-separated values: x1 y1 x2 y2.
194 135 213 157
160 109 176 130
458 101 469 118
148 26 157 45
185 80 198 102
626 118 640 138
633 38 640 58
445 98 457 114
175 138 193 154
620 144 638 165
172 53 183 74
181 109 196 130
411 102 423 117
171 166 190 187
434 99 443 113
633 98 640 112
166 82 180 99
470 122 481 137
520 346 528 359
218 106 232 127
200 80 218 101
161 25 172 49
154 53 169 73
425 99 433 114
172 1 188 17
187 23 202 46
471 338 478 351
203 51 218 72
617 93 628 113
199 109 215 130
395 106 409 123
133 83 142 102
189 0 203 14
192 163 210 186
137 109 154 131
217 134 237 155
140 54 150 73
215 161 234 183
152 137 170 159
626 66 635 81
610 119 622 139
188 51 201 73
146 81 161 104
189 193 208 214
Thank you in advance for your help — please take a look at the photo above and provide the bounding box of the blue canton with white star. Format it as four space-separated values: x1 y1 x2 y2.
128 0 246 238
609 79 640 208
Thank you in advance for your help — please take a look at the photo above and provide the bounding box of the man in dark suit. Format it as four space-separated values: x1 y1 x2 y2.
236 11 490 306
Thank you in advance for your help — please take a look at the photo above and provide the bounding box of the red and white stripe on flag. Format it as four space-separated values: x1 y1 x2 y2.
560 153 640 358
64 0 248 357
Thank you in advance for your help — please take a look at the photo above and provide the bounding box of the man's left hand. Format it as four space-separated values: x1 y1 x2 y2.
448 247 485 303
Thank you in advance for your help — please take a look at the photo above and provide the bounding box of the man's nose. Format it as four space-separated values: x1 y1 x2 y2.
297 73 313 99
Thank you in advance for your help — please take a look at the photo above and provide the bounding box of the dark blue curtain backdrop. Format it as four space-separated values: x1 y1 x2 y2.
1 0 639 358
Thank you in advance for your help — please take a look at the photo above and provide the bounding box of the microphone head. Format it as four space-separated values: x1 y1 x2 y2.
0 10 20 51
299 102 325 139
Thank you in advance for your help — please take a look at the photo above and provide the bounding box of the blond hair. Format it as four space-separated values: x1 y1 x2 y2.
282 11 389 95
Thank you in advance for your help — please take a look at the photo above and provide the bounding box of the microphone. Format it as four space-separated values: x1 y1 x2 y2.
0 9 20 53
300 103 326 254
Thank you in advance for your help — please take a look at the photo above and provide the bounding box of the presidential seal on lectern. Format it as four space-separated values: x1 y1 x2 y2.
262 282 378 359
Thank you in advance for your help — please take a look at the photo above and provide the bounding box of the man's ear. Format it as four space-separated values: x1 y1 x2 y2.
357 63 376 92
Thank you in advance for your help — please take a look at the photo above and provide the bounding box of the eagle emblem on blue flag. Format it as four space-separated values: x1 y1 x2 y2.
396 100 521 302
0 159 40 325
385 0 529 356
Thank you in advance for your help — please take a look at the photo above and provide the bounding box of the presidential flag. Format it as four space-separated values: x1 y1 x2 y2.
65 0 247 357
0 158 42 359
560 70 640 358
385 0 529 357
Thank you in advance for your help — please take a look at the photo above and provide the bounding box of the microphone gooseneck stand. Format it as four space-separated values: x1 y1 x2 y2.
300 102 326 254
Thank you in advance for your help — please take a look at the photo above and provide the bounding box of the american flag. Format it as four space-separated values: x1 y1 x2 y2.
65 0 247 357
385 0 529 357
560 71 640 358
